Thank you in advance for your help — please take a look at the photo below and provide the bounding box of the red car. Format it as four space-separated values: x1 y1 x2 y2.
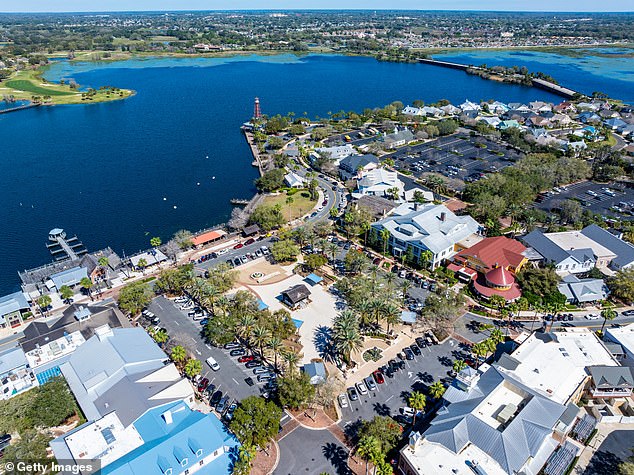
233 243 244 249
238 355 256 363
372 370 385 385
245 238 256 245
197 378 210 392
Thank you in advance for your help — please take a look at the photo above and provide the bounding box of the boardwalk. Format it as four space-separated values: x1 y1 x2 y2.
0 103 40 114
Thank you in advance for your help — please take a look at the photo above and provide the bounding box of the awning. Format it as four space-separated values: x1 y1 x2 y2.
305 273 323 285
401 311 417 324
447 262 477 279
257 299 269 311
292 318 304 329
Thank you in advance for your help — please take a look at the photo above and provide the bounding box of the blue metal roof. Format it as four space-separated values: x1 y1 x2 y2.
0 291 29 318
256 299 269 311
50 266 87 289
292 318 303 329
101 401 239 475
305 273 323 285
400 311 417 324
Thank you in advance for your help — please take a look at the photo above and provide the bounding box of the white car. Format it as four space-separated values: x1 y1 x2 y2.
217 248 229 255
355 381 368 395
584 314 600 320
338 394 349 409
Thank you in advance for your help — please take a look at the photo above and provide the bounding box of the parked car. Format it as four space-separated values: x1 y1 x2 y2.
347 387 359 401
245 377 255 386
230 348 246 357
257 374 273 383
216 396 229 414
585 314 600 320
415 337 427 348
0 434 11 452
410 344 422 356
356 381 368 395
245 361 262 369
338 394 349 408
404 348 415 360
364 376 377 391
233 243 244 249
622 310 634 317
197 378 210 392
245 238 256 245
224 342 241 350
199 318 209 326
209 390 222 406
373 370 385 384
253 367 270 375
238 355 256 363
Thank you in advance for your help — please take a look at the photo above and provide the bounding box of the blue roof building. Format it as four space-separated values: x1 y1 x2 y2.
50 266 88 289
101 401 239 475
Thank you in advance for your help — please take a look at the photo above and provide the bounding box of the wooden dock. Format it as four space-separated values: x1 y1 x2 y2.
0 103 40 114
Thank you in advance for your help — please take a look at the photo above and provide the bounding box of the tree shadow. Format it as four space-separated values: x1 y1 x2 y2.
583 450 623 475
322 442 352 475
437 355 452 367
416 371 434 384
343 419 364 446
313 325 336 363
373 402 391 417
465 320 482 333
400 389 412 403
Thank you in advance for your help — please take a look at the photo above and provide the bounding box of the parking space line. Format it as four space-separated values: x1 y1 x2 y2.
385 395 394 403
232 378 239 385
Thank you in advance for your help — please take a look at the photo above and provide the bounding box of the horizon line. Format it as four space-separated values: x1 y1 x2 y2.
2 9 634 14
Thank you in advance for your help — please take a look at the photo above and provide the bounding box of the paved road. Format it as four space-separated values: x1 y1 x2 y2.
338 338 467 426
146 296 263 403
275 426 350 475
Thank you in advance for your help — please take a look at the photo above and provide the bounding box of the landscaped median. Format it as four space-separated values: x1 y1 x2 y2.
0 68 134 105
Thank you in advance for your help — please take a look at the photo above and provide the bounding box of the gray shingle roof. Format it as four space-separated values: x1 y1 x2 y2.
589 365 634 388
339 154 378 173
581 224 634 269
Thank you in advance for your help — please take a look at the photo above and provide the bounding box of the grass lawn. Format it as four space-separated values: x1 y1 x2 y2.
263 189 317 221
0 68 133 105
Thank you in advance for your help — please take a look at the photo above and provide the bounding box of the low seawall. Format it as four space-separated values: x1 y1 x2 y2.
419 57 579 99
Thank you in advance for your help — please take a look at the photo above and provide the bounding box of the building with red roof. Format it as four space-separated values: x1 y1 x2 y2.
448 236 527 301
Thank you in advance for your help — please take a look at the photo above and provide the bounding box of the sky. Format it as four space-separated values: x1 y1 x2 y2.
1 1 633 13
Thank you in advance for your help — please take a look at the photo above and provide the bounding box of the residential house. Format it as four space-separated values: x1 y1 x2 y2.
478 116 501 128
551 113 573 126
402 106 425 116
557 274 609 304
578 111 602 124
529 101 552 113
497 119 520 130
315 144 356 164
339 154 379 179
580 223 634 270
440 104 461 116
371 203 481 269
485 101 509 114
605 324 634 368
605 117 628 130
587 366 634 399
355 168 404 199
459 100 481 112
528 115 551 128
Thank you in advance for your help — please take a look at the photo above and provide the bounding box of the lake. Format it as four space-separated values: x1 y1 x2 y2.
0 53 564 293
434 47 634 104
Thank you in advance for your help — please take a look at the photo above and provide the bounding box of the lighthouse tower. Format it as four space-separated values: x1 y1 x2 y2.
253 97 262 120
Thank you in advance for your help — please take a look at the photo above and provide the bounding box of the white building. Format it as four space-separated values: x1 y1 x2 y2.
315 144 356 164
355 168 404 199
371 203 481 268
399 329 622 475
284 171 305 188
606 323 634 368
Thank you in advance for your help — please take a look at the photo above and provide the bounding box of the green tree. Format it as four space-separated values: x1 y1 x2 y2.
150 236 162 248
59 285 74 303
79 277 94 300
453 359 467 374
255 168 286 192
609 268 634 304
429 381 446 400
271 239 300 263
600 308 617 334
278 372 315 409
356 435 381 475
117 281 153 316
332 310 363 364
37 295 52 314
150 327 168 345
183 358 202 379
267 136 284 150
230 396 282 449
249 204 285 231
136 257 148 274
305 253 328 271
408 391 426 425
170 345 187 365
359 416 403 454
173 229 194 249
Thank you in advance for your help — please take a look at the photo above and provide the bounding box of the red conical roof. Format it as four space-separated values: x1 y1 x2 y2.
485 266 515 287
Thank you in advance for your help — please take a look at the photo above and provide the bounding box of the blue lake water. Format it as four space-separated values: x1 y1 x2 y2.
0 53 566 293
434 48 634 104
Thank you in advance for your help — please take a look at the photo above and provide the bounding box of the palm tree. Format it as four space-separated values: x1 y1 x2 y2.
356 435 381 475
59 285 74 304
98 256 110 278
282 349 300 375
399 280 412 304
452 359 467 374
237 313 256 344
327 242 338 263
429 381 446 400
600 309 617 334
137 257 148 274
170 345 187 366
471 342 487 368
37 295 52 316
251 325 271 359
379 228 390 255
150 236 162 248
80 277 94 300
332 312 363 365
285 196 294 221
267 336 283 371
151 328 168 345
418 250 433 270
490 328 504 345
383 302 401 334
408 391 426 425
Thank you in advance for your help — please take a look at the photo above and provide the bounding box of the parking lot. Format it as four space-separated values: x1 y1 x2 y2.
145 296 265 406
389 134 522 185
337 338 468 427
194 237 273 272
535 180 634 221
